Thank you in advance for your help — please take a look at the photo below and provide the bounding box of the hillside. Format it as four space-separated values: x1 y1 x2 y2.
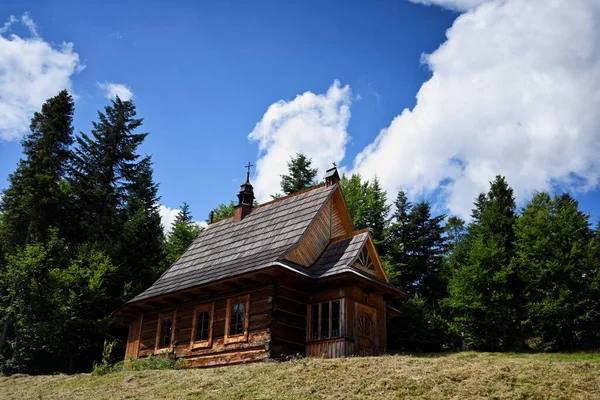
2 353 599 399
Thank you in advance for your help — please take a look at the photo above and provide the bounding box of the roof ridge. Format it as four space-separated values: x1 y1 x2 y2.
252 182 328 210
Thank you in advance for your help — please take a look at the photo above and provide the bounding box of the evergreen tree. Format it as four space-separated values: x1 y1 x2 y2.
0 90 74 250
445 176 521 350
445 216 466 250
513 192 597 350
69 96 147 247
166 202 202 266
208 201 236 223
339 174 390 246
117 157 166 295
0 91 75 360
279 152 318 195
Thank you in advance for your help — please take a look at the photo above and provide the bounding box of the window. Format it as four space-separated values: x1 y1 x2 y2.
355 247 374 271
229 301 246 336
309 300 342 341
224 294 250 344
196 309 211 341
155 311 176 351
191 303 214 349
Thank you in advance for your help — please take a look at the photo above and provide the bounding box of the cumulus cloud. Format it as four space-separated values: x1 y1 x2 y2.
248 80 352 202
408 0 490 12
352 0 600 219
158 204 207 235
0 14 82 141
97 81 133 101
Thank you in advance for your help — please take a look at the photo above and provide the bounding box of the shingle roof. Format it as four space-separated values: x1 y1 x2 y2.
128 184 335 303
311 232 369 278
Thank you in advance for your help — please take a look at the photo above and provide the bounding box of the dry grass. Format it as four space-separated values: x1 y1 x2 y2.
1 352 599 399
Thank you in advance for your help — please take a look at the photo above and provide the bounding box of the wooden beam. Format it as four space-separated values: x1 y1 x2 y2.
222 281 241 290
238 277 256 286
163 296 180 304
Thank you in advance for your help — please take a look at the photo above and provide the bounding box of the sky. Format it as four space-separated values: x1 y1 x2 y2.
0 0 599 232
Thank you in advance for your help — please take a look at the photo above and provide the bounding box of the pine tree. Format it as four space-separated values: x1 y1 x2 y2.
339 174 390 247
445 176 521 350
279 152 318 195
445 216 466 250
117 157 166 295
0 90 75 360
208 201 236 223
0 90 74 250
166 202 202 266
69 96 147 246
513 192 597 350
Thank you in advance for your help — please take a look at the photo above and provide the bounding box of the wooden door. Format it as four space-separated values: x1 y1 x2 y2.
356 305 376 356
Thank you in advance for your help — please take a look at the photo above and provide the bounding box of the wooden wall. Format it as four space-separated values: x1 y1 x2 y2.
270 284 308 357
285 195 349 267
131 285 274 367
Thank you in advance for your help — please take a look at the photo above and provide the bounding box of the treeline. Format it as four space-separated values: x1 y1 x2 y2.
0 92 201 374
340 173 600 352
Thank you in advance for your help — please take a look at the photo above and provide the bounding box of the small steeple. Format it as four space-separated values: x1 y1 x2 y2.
234 162 255 222
324 162 340 186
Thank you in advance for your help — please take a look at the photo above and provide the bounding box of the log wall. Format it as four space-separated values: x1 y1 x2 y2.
270 284 309 357
132 285 274 366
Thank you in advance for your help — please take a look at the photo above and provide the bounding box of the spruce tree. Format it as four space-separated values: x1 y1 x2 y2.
513 192 597 350
208 201 236 222
69 96 147 246
0 90 74 360
166 202 202 266
0 90 74 250
445 176 521 350
279 152 318 195
339 174 390 247
117 157 166 295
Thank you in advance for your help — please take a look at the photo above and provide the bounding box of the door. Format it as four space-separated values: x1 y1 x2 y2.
356 304 376 356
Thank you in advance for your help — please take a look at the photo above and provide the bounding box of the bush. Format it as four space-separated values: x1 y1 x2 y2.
92 340 184 375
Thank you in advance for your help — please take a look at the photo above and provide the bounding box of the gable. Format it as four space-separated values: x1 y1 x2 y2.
350 236 388 282
284 186 352 267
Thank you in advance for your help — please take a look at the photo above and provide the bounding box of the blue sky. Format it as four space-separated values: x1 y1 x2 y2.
0 0 599 229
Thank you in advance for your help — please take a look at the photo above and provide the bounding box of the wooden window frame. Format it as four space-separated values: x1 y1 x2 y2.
190 302 214 349
224 294 250 344
155 310 176 353
307 298 344 342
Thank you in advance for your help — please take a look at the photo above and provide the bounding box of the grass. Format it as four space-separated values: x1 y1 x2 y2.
2 352 600 399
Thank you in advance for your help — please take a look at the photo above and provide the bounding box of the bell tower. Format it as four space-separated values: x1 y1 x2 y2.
234 162 255 222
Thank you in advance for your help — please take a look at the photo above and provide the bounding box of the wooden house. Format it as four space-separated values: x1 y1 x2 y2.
115 166 407 367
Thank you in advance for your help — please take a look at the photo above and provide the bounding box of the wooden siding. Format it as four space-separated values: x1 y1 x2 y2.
136 285 274 364
270 285 309 357
285 194 350 267
306 338 350 358
124 314 142 359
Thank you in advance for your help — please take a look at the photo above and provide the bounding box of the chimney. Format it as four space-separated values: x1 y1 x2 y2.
234 162 255 222
324 163 340 187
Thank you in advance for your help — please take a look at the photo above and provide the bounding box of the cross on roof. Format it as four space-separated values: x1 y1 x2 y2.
245 162 254 183
332 161 337 168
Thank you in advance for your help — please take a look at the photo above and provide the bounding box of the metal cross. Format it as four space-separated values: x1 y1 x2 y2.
245 162 254 182
332 161 337 168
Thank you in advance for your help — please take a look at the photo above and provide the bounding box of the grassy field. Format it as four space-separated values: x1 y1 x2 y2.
1 352 599 399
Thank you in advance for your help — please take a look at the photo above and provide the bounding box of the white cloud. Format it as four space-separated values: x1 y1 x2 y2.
21 13 39 37
408 0 491 12
248 80 352 202
353 0 600 219
159 204 207 235
0 14 82 141
97 81 133 101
